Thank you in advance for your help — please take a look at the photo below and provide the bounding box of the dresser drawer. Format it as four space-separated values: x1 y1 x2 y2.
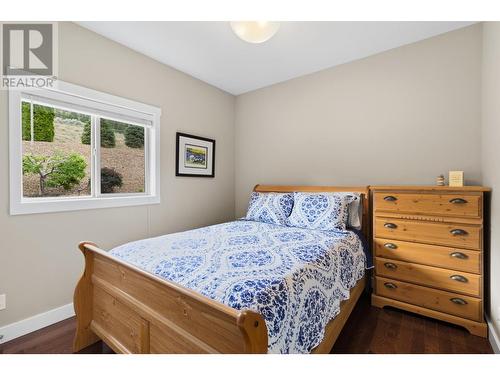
374 217 481 250
375 277 482 321
374 192 481 218
375 257 480 296
374 238 481 274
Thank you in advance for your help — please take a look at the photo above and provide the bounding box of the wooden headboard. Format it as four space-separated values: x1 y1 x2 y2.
253 184 371 238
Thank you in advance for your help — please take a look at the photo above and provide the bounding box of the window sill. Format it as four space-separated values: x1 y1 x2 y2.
10 194 160 215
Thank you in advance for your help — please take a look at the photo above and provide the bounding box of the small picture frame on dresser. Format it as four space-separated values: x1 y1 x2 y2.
449 171 464 187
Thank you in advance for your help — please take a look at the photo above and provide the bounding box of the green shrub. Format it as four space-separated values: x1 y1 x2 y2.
103 119 128 134
101 167 123 193
54 108 90 125
124 125 144 148
22 103 55 142
100 122 116 148
23 152 87 196
81 122 116 148
81 123 91 145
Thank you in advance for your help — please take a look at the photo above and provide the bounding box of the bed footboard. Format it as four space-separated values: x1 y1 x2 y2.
73 242 268 354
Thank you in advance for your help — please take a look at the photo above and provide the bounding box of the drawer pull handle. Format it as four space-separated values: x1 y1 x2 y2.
384 196 398 202
384 223 398 229
384 262 397 270
450 252 468 260
384 243 398 250
384 282 397 289
450 274 468 283
450 229 468 236
450 297 468 305
450 198 468 204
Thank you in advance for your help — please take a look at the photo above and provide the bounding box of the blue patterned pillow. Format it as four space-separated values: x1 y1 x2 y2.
245 192 294 226
287 192 357 231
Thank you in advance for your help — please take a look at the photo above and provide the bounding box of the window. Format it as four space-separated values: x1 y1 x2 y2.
9 81 161 214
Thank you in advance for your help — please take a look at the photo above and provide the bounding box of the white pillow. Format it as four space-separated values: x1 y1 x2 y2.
347 194 363 230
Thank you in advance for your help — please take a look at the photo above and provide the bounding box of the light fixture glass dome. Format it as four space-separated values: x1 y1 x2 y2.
230 21 280 44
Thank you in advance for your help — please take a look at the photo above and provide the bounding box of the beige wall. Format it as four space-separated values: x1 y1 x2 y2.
234 24 483 215
481 21 500 343
0 22 236 326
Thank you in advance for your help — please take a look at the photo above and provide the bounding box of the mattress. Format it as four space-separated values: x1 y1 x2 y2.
109 220 366 353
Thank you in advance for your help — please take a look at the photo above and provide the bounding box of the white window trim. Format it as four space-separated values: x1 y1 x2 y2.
9 80 161 215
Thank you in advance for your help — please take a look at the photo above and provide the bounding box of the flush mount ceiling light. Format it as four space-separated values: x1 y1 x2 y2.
230 21 280 44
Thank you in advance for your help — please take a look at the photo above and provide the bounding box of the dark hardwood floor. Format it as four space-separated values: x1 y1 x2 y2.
0 292 493 354
332 293 493 354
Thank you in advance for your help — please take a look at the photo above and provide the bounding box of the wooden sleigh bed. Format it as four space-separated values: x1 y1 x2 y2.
73 185 370 354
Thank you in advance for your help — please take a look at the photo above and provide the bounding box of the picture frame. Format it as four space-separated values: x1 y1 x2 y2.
175 132 216 177
449 170 464 187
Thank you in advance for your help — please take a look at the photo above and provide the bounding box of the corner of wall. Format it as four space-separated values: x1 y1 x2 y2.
480 21 500 345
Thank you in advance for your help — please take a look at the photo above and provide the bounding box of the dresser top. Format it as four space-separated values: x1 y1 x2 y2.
370 185 490 192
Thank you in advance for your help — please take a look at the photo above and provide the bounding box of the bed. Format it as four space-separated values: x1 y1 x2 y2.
73 185 370 354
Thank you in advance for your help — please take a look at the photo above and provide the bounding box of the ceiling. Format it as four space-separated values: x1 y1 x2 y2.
78 21 475 95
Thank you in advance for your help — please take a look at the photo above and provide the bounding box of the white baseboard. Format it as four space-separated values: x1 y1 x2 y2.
0 303 75 345
486 317 500 354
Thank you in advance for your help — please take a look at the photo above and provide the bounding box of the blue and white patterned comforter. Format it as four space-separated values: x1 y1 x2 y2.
109 220 366 353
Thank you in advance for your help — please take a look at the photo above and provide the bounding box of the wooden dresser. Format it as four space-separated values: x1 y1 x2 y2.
370 186 489 337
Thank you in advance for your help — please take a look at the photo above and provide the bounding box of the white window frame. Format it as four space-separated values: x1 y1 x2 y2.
9 80 161 215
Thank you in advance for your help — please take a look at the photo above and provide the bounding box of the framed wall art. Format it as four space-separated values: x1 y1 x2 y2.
175 132 215 177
